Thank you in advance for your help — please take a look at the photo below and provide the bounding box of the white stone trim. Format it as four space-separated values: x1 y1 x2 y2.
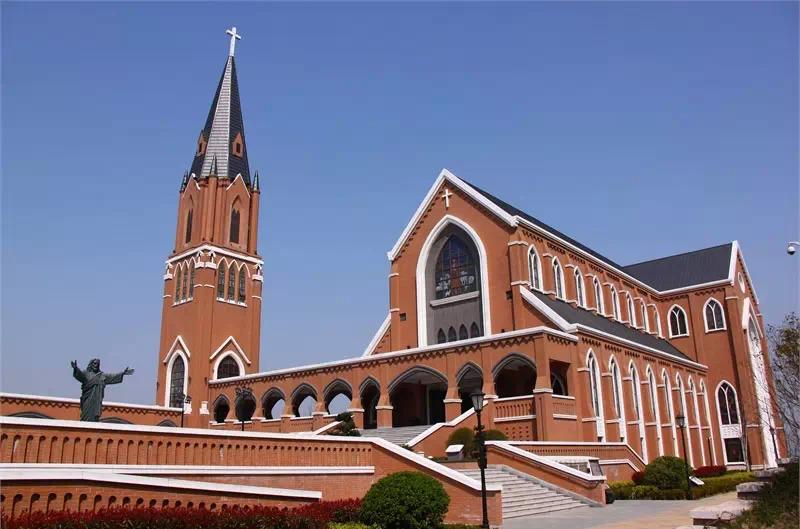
0 468 321 500
163 349 189 408
162 335 192 362
210 326 577 385
415 214 492 346
486 442 606 482
209 336 252 365
361 314 391 357
407 407 476 448
212 351 246 380
167 244 264 267
519 285 573 331
495 415 536 422
429 290 480 307
0 393 181 413
1 463 373 476
388 169 517 261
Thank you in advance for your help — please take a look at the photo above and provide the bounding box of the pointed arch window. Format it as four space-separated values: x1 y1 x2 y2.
575 269 585 307
185 210 193 244
610 358 624 419
587 353 601 417
181 265 188 301
662 372 674 424
435 236 477 299
168 356 186 408
550 373 567 396
669 306 689 337
552 259 565 299
610 287 620 320
640 302 650 332
717 382 739 425
174 267 182 301
470 322 481 338
626 294 636 327
227 266 236 301
630 365 641 421
217 356 240 379
217 262 226 299
189 265 195 300
459 324 468 340
529 247 542 290
230 209 241 244
437 329 447 344
448 327 457 342
593 278 604 314
647 369 658 417
237 267 246 303
655 310 663 337
704 299 725 332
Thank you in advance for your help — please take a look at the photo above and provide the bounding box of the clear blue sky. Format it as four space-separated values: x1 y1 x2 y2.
2 2 797 404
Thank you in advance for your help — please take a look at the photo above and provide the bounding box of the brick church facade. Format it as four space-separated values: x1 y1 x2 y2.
0 27 788 522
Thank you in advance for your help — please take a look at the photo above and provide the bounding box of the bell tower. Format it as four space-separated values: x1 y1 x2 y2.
155 27 263 427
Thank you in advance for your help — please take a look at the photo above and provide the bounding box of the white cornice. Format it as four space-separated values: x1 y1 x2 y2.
162 335 192 363
168 244 263 266
209 336 252 365
0 393 180 412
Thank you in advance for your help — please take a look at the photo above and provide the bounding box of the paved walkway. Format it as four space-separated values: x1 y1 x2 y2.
501 491 737 529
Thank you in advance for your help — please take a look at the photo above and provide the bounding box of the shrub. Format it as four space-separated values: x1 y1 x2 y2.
445 427 475 454
1 499 362 529
330 524 376 529
329 412 361 437
361 471 450 529
730 463 798 529
694 465 727 478
691 472 754 500
630 485 660 499
631 470 645 485
482 429 508 442
642 456 692 490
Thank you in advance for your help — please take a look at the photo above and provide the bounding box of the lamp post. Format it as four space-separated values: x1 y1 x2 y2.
470 391 490 529
787 240 800 256
180 394 192 428
676 414 691 500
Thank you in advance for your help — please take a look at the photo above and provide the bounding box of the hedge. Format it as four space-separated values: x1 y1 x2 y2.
694 465 727 478
1 499 362 529
609 471 753 500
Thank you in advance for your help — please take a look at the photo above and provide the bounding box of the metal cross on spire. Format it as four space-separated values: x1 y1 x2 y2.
226 26 242 57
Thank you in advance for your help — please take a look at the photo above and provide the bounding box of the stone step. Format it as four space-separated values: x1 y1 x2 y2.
504 502 589 519
691 499 753 525
736 481 765 500
504 498 582 512
358 425 433 445
502 494 576 507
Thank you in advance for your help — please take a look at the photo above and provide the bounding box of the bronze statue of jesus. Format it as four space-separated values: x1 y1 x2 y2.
71 359 134 421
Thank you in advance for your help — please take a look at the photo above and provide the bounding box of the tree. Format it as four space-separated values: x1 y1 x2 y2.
766 312 799 456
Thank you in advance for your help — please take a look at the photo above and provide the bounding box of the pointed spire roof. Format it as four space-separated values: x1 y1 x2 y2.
189 29 251 186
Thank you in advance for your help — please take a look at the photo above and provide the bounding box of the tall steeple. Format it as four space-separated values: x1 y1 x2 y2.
189 27 251 186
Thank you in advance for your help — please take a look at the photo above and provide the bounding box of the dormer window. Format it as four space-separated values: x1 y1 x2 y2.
669 305 689 337
231 132 244 158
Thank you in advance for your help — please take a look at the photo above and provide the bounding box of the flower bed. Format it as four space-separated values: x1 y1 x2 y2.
2 499 362 529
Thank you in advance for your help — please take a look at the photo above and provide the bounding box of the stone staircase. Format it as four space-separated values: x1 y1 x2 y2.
358 425 432 446
460 465 591 519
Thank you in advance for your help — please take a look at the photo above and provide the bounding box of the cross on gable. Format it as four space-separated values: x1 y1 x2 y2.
441 188 453 209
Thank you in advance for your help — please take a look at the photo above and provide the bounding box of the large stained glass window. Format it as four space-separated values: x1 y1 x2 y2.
168 356 186 408
434 237 477 299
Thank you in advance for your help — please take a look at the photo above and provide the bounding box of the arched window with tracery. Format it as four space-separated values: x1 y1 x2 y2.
529 247 542 290
227 266 236 301
174 266 182 301
716 382 744 463
640 302 650 332
575 269 585 307
168 356 186 408
610 358 626 441
647 367 664 456
552 259 565 299
189 265 195 300
230 208 240 244
181 265 188 301
593 278 604 314
217 262 226 299
669 306 689 337
237 267 246 303
587 351 605 441
704 299 725 332
435 236 477 299
217 356 240 379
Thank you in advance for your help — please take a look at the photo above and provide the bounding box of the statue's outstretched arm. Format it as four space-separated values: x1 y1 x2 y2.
72 362 87 383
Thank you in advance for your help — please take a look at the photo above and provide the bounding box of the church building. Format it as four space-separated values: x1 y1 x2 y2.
0 26 788 522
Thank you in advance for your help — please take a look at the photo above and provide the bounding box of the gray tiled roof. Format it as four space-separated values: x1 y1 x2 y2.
621 243 733 291
531 290 692 362
461 180 732 291
189 56 251 186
